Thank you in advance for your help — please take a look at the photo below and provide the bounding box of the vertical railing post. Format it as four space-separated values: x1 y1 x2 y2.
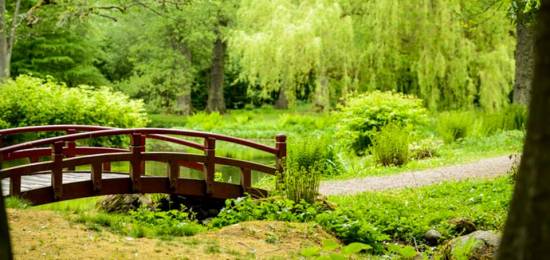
130 133 145 192
275 134 287 188
66 128 77 171
203 137 216 195
240 167 251 192
51 141 64 199
91 162 102 192
1 134 21 197
168 161 180 191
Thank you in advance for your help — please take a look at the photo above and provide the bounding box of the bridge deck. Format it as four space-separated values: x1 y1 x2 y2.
1 172 129 196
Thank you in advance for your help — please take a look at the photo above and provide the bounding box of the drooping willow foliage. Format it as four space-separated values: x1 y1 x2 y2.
231 0 515 111
229 0 356 108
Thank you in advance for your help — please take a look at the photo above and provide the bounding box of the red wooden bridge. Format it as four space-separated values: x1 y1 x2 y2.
0 125 286 205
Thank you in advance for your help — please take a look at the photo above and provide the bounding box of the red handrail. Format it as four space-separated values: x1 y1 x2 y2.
0 128 279 155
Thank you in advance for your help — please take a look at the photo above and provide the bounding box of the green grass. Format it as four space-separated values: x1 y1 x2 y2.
327 176 513 244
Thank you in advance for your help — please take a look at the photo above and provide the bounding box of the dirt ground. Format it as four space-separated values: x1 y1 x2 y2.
7 209 336 259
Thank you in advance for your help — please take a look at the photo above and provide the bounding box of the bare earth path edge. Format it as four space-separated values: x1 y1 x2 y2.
320 156 513 196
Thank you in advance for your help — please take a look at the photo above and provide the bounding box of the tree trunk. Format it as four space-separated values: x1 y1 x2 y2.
497 2 550 259
175 90 192 115
0 0 9 80
314 75 330 111
206 36 226 113
513 20 535 105
0 195 12 259
275 88 288 109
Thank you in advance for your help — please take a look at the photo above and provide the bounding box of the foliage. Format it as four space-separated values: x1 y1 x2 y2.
436 111 476 143
208 196 327 228
278 159 322 204
479 105 527 136
409 138 443 160
4 197 30 209
328 177 512 244
370 124 411 166
230 0 356 107
337 91 428 154
0 75 147 144
299 240 372 258
288 136 342 177
315 210 389 254
345 0 515 111
76 207 205 238
10 2 107 86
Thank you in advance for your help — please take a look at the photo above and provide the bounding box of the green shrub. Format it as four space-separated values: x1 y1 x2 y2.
76 207 205 238
0 75 148 128
288 136 342 177
0 75 148 145
436 111 476 143
409 138 443 160
315 210 389 254
370 124 410 166
208 196 326 228
337 91 428 155
479 105 527 136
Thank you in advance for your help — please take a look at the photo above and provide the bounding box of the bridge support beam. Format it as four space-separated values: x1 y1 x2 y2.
240 167 251 192
51 141 64 199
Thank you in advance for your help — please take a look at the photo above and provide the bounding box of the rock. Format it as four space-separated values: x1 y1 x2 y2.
424 229 442 245
96 194 153 213
441 231 500 260
449 218 477 235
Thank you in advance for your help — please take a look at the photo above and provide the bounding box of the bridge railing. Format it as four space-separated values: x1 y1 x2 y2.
0 126 286 203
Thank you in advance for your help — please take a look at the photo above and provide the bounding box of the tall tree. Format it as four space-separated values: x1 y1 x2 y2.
497 1 550 258
230 0 356 110
0 0 22 80
509 0 540 105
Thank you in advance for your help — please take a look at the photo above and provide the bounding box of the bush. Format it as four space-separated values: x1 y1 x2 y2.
0 75 148 145
409 138 443 160
288 136 342 177
337 91 428 155
208 196 326 228
479 105 527 136
370 124 411 166
436 111 475 143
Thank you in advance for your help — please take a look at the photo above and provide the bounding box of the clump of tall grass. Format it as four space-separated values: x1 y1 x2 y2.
436 111 476 143
370 124 410 166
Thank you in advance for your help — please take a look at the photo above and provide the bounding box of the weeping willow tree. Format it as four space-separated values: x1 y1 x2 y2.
229 0 356 109
346 0 515 111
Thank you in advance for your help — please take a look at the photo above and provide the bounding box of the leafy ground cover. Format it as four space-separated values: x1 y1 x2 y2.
6 175 513 258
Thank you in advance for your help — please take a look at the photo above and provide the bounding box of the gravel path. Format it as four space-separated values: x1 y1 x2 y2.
320 155 514 196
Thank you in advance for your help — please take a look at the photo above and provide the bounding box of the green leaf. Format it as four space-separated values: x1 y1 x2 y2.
341 242 371 255
322 239 340 251
300 246 321 257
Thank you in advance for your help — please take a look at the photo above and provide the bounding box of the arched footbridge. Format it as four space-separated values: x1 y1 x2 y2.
0 125 286 205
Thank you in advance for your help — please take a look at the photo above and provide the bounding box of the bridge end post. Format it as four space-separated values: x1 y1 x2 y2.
51 141 64 200
204 137 216 195
130 133 145 193
275 134 287 189
65 128 77 171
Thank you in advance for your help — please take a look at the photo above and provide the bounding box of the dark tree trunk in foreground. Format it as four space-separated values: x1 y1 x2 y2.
513 19 535 105
207 36 226 113
498 2 550 259
0 195 12 259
